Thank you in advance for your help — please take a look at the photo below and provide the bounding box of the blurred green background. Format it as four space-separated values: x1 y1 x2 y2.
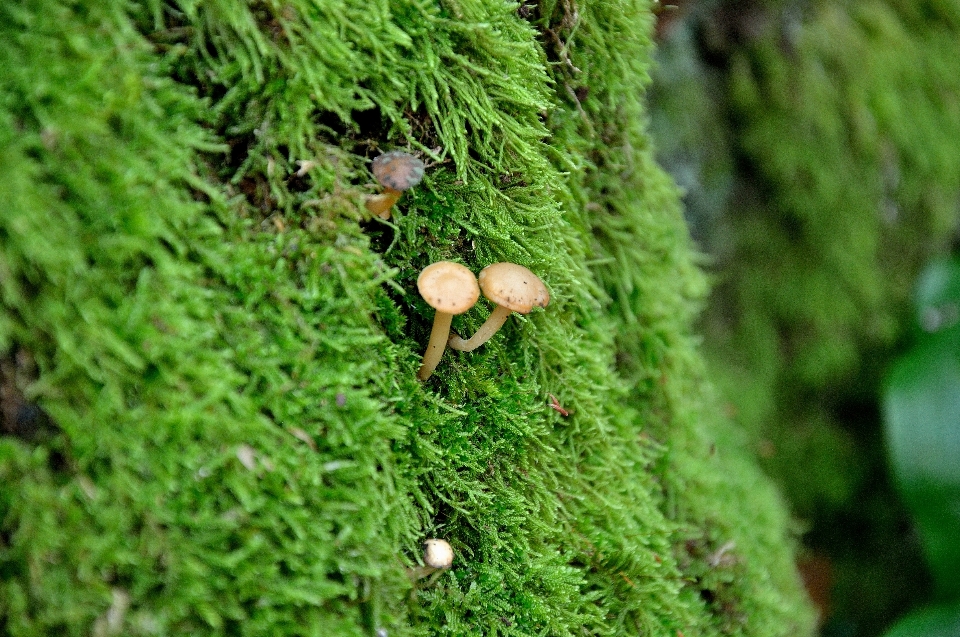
647 0 960 635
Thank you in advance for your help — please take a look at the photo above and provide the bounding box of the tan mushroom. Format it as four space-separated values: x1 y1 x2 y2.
416 262 480 380
407 538 454 581
365 151 425 219
448 262 549 352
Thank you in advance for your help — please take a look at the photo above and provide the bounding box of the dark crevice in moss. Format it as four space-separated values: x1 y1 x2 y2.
0 349 59 443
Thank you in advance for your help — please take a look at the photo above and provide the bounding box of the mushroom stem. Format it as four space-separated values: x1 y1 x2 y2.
365 187 401 219
447 304 513 352
407 564 444 581
417 311 454 380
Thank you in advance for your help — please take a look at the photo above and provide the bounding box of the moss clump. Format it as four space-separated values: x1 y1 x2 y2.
1 1 813 635
649 0 960 632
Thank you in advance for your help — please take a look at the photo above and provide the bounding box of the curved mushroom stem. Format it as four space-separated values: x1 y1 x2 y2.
447 304 513 352
406 564 446 581
417 311 453 380
365 187 401 219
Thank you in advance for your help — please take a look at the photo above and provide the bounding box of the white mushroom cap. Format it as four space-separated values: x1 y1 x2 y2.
372 151 425 191
417 262 480 315
478 263 550 313
423 539 454 569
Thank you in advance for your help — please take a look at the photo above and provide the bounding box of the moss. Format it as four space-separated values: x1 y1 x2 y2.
0 0 813 635
649 0 960 633
701 0 960 520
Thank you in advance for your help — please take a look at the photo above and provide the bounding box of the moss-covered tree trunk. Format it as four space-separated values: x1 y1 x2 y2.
0 1 814 635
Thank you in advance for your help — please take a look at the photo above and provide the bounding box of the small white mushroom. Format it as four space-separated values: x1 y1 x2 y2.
408 539 455 581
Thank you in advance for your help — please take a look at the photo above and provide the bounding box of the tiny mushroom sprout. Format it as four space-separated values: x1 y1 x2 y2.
448 262 549 352
408 538 454 581
423 538 454 572
416 261 480 381
365 150 425 219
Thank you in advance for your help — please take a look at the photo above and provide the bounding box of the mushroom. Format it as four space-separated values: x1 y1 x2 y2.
365 151 425 219
408 539 454 581
447 262 549 352
416 262 480 380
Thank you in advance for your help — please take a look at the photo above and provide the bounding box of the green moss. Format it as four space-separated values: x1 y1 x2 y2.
694 0 960 516
0 0 813 635
649 0 960 633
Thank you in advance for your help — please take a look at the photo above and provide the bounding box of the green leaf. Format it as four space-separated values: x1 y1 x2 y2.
883 602 960 637
914 257 960 334
884 322 960 598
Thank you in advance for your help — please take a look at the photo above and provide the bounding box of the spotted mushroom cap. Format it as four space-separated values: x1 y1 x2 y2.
478 262 550 313
417 262 480 315
372 151 425 191
423 539 454 569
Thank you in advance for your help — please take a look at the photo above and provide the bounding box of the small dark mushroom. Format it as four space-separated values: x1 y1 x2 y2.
365 151 425 219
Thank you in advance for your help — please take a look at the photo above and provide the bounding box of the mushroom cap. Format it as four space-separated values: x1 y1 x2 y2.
372 151 425 191
423 539 454 569
417 262 480 315
478 262 550 313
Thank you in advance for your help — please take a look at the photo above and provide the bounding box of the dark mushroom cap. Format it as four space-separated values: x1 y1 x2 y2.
372 151 425 191
417 262 480 315
478 263 549 313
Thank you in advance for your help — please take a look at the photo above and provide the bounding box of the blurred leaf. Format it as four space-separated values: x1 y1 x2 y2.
914 258 960 334
884 261 960 598
883 602 960 637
